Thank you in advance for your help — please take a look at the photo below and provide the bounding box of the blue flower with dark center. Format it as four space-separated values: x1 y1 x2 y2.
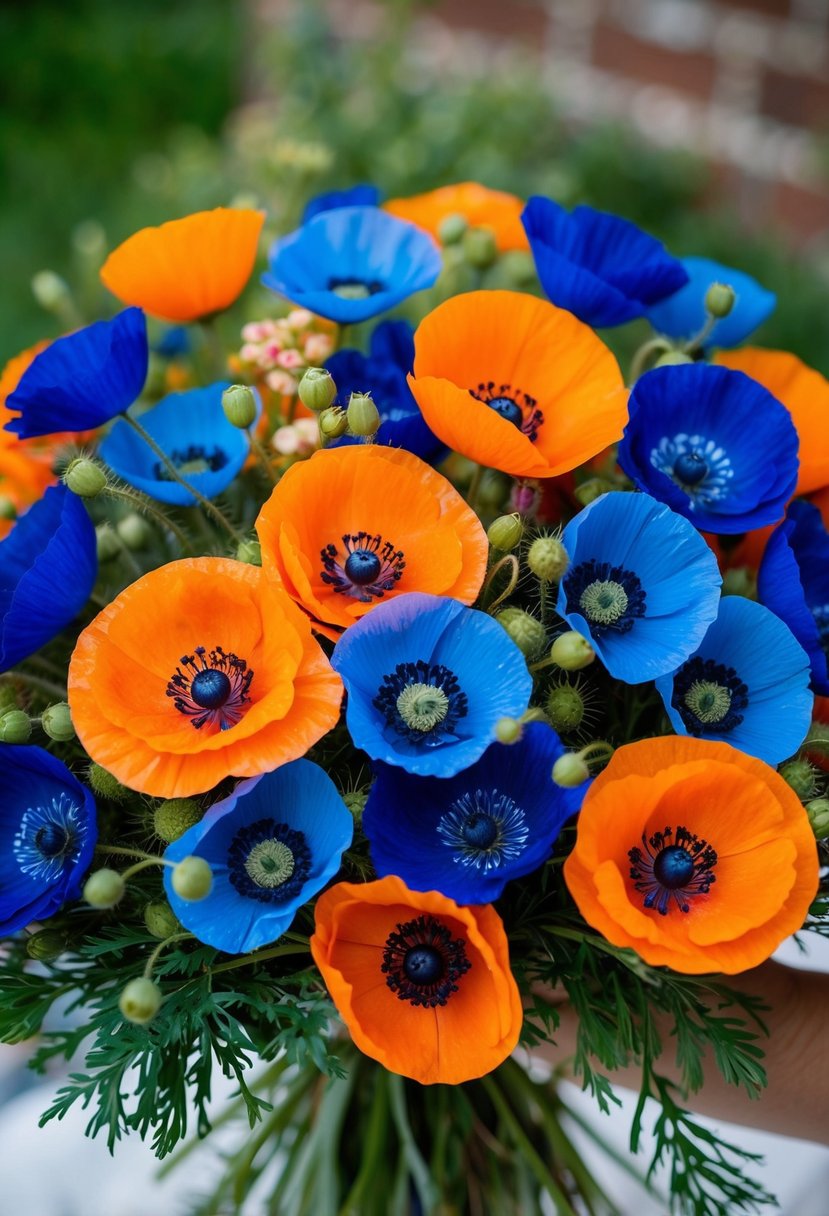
163 759 353 953
521 196 688 328
5 307 148 438
381 914 471 1007
758 500 829 696
0 745 97 933
166 645 254 731
0 484 97 673
331 592 532 777
655 596 812 765
618 364 798 534
558 492 722 684
320 531 406 602
99 381 256 506
363 723 585 903
262 206 442 325
629 824 717 916
303 184 381 223
647 257 776 349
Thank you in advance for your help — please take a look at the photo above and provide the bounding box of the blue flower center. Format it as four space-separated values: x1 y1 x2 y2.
321 531 405 603
563 559 647 636
487 396 523 427
35 823 69 858
227 818 311 904
629 825 717 915
650 434 733 506
167 645 253 731
437 788 529 872
673 451 708 486
672 657 748 735
13 793 87 883
344 549 382 586
154 444 228 480
403 946 443 985
328 277 384 300
470 380 544 443
382 914 471 1007
190 668 232 709
462 813 498 849
374 660 469 746
652 845 695 889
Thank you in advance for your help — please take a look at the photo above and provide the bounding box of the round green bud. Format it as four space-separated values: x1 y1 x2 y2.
171 855 213 902
41 702 75 743
31 270 70 310
95 523 122 563
119 976 163 1025
318 406 349 440
494 716 523 745
496 607 547 659
84 867 126 909
236 537 262 565
654 350 693 368
343 790 368 822
222 383 258 429
0 496 18 522
487 513 524 552
26 928 68 961
116 513 151 551
550 631 596 671
574 478 614 507
0 709 32 744
64 457 107 499
721 567 756 599
346 392 381 438
545 682 586 733
552 752 590 788
462 226 497 269
806 798 829 841
298 367 337 413
527 535 569 582
704 282 736 320
437 212 468 245
779 758 817 801
143 900 181 940
153 798 203 844
495 249 537 290
87 763 131 803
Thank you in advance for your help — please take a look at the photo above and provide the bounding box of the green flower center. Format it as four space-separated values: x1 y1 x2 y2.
579 579 629 626
395 683 450 733
683 680 732 725
244 839 295 888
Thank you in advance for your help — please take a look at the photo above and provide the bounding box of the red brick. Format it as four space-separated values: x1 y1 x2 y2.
591 21 717 100
428 0 548 43
773 179 829 241
760 66 829 130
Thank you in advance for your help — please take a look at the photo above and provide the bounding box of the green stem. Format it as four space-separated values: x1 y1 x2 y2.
205 941 310 976
387 1074 441 1213
482 554 520 614
1 671 66 700
338 1071 390 1216
684 312 717 355
628 336 672 384
143 931 193 980
103 484 193 553
199 316 227 379
121 856 172 881
249 431 278 485
94 844 156 861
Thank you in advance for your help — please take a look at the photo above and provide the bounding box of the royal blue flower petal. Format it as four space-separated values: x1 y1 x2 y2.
647 257 776 349
618 364 799 535
5 308 148 438
163 760 353 954
154 326 191 359
521 197 688 328
262 206 442 324
0 484 97 672
100 382 256 506
303 184 381 222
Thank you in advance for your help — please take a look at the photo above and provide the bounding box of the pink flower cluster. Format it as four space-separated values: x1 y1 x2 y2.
235 310 336 396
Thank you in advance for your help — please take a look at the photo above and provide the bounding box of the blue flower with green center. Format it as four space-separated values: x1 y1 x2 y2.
647 257 776 349
0 745 97 933
331 592 532 777
163 760 353 954
557 492 722 684
363 723 584 904
655 596 812 765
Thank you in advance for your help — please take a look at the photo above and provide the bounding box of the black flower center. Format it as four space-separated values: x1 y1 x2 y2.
629 825 717 915
34 823 69 858
403 946 443 985
321 531 405 603
469 380 544 443
652 845 695 889
382 914 471 1007
167 645 253 731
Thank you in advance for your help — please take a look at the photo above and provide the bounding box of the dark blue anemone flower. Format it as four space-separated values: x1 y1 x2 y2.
262 206 442 325
153 325 191 359
362 723 584 904
758 500 829 696
163 760 353 953
520 196 688 328
647 257 776 349
618 364 798 535
655 596 812 765
303 184 381 223
99 382 257 506
5 307 148 439
331 592 532 777
326 320 444 462
557 491 722 685
0 745 97 933
0 484 97 673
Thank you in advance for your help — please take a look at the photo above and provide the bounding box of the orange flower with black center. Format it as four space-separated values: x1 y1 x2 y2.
564 736 818 974
68 557 342 798
384 182 528 251
255 445 488 633
408 291 627 479
100 207 265 322
310 875 523 1085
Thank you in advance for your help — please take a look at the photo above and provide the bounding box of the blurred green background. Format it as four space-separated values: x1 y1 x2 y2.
2 0 828 371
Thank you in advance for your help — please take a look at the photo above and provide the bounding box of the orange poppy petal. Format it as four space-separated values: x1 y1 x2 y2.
385 182 529 252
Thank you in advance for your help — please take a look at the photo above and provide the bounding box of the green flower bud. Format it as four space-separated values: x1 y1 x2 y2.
487 513 524 552
492 249 537 290
779 757 817 801
437 212 468 245
72 218 107 259
236 537 262 565
116 513 151 550
550 631 596 671
84 867 126 909
87 763 131 803
64 457 107 499
527 535 569 582
477 471 511 510
298 367 337 412
545 681 586 733
573 478 613 507
346 392 381 438
41 702 75 743
0 496 18 522
31 270 70 311
222 384 258 429
171 855 213 901
552 752 590 788
496 607 547 658
26 928 68 961
96 523 122 563
704 282 736 320
119 976 163 1025
0 709 32 744
721 567 756 599
318 406 349 440
143 900 181 940
494 716 523 745
153 798 203 844
0 685 18 713
462 226 497 269
343 790 368 823
654 350 693 368
806 798 829 841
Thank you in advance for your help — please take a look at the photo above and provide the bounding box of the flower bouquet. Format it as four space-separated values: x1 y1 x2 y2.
2 183 828 1216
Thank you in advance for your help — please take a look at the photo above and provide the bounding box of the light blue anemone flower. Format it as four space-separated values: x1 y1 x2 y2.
647 256 776 349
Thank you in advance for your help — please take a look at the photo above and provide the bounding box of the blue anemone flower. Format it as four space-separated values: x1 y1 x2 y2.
647 257 776 349
262 206 442 325
153 325 191 359
0 745 97 933
618 364 798 535
163 760 353 954
758 500 829 695
557 492 722 685
655 596 812 765
331 592 532 777
326 320 444 461
303 184 381 223
5 307 148 438
99 382 256 506
0 484 97 673
362 723 584 904
520 196 688 328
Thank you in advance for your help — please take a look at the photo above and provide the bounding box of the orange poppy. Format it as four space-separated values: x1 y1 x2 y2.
100 207 266 322
716 348 829 496
68 557 342 798
408 291 627 479
255 445 488 632
564 736 818 974
310 875 523 1085
384 182 528 252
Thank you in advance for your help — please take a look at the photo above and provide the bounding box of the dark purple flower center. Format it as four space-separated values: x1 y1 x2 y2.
382 914 471 1007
